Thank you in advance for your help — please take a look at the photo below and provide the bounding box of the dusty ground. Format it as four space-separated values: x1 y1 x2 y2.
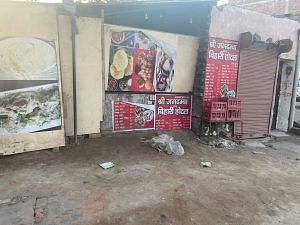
0 131 299 225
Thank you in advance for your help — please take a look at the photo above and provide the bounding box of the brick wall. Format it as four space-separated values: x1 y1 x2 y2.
229 0 300 16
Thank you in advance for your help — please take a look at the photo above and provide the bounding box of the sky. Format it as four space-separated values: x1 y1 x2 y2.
218 0 229 5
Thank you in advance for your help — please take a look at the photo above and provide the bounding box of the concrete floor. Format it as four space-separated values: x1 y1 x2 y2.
0 131 299 225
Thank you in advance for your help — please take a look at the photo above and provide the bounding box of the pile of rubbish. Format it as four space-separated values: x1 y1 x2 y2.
210 138 237 149
144 134 185 156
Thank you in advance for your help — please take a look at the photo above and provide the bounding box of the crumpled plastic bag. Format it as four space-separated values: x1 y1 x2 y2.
148 134 184 156
211 138 236 149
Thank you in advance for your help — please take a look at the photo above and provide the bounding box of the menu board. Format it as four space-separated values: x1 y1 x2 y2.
203 37 239 107
113 94 192 131
113 101 155 131
155 94 192 130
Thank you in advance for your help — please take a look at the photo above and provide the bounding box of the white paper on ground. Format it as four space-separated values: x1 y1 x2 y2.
99 162 114 170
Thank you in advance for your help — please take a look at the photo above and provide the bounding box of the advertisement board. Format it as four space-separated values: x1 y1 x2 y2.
112 94 191 131
113 101 155 131
203 37 240 108
155 94 192 130
108 30 176 92
0 37 62 136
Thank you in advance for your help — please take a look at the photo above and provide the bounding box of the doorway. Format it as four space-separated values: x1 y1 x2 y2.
272 61 283 130
272 60 295 131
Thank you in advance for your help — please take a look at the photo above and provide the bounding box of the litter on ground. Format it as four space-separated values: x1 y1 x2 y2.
210 138 237 149
99 162 115 170
252 151 266 155
200 162 212 168
145 134 185 156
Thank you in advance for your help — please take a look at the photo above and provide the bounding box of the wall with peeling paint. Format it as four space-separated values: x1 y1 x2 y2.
104 24 200 93
210 5 300 60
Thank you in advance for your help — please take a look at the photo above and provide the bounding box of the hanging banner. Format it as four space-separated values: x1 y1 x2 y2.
203 37 239 108
155 94 192 130
113 101 155 131
108 30 176 92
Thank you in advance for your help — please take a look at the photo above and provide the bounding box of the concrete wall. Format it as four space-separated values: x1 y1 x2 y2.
59 22 199 136
104 24 199 93
210 5 300 60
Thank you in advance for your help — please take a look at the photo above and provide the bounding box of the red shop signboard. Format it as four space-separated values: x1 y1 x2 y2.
155 94 192 130
113 101 155 131
203 37 240 109
113 94 192 131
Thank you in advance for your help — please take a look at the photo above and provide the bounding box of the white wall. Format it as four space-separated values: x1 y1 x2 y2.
75 17 103 135
104 24 199 93
58 16 103 136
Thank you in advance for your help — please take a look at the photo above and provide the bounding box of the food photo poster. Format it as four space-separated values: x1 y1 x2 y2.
0 37 62 136
107 30 177 92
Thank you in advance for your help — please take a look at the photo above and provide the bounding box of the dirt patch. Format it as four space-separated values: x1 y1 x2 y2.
0 132 299 225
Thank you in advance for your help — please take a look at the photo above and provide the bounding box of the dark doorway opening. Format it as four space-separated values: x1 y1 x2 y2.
272 61 283 130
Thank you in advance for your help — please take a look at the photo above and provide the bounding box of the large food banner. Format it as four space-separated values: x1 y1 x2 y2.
0 37 62 135
155 94 192 130
203 37 239 107
112 94 191 131
108 31 176 92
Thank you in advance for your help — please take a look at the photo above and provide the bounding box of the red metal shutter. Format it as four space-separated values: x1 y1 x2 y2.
235 48 278 138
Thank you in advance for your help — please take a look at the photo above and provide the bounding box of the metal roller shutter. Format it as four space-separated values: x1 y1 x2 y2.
235 48 278 138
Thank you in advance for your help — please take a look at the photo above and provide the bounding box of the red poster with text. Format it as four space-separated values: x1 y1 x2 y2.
155 94 192 130
203 37 240 109
113 101 155 131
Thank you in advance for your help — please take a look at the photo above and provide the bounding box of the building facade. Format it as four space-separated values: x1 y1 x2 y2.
209 5 300 136
228 0 300 17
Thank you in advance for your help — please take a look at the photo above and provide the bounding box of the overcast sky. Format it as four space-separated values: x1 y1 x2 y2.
218 0 229 5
